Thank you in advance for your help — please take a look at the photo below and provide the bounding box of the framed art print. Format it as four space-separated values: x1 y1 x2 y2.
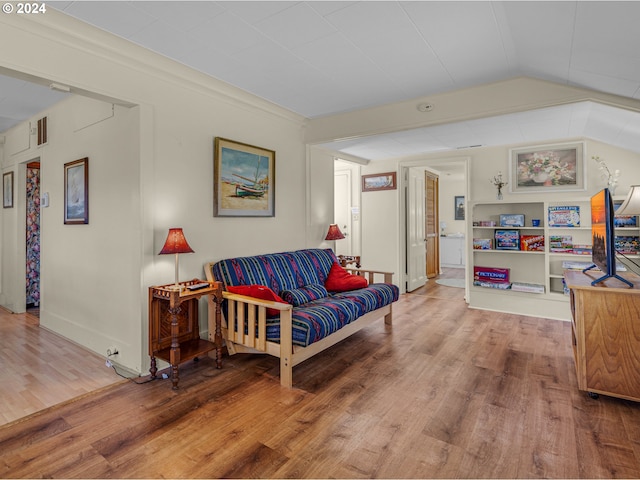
214 137 275 217
509 142 585 193
362 172 396 192
3 171 13 208
454 196 465 220
64 157 89 224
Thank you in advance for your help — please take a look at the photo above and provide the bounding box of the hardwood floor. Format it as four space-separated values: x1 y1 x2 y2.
1 270 640 478
0 308 122 426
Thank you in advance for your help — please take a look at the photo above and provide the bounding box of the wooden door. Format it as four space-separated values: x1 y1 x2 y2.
425 172 439 278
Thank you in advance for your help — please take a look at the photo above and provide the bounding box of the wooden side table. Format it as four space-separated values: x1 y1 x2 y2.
148 279 223 389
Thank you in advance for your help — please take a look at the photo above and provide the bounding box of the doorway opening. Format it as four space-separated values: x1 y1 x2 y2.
402 157 470 297
26 161 40 318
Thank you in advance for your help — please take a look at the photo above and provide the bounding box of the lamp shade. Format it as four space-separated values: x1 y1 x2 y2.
325 224 345 241
615 185 640 216
159 228 194 255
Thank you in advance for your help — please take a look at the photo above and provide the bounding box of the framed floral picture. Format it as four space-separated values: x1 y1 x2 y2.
509 142 585 193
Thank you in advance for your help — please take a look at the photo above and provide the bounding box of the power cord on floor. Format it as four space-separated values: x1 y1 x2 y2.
105 359 166 385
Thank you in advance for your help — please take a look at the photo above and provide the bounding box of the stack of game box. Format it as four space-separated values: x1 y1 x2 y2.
473 266 511 289
549 235 573 253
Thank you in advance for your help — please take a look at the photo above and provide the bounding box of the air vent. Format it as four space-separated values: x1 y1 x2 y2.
37 116 47 146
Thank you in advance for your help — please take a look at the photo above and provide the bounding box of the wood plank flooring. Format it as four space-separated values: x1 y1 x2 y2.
1 269 640 478
0 308 122 426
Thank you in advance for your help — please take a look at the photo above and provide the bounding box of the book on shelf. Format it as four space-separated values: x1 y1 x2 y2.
548 206 580 227
495 230 520 250
520 235 544 251
511 282 545 294
473 238 493 250
549 235 573 253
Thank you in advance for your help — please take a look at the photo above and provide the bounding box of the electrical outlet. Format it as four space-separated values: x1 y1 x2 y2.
106 346 119 357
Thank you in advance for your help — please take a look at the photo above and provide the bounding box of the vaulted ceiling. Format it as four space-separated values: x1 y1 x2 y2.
2 1 640 160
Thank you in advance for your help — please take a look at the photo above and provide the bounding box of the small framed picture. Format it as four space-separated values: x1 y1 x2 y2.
64 157 89 224
362 172 396 192
3 171 13 208
454 196 465 220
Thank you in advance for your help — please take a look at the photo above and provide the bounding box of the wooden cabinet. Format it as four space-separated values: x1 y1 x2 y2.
564 270 640 402
148 279 223 389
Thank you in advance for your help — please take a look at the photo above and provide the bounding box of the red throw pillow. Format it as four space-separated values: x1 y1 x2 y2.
325 262 368 292
226 285 285 317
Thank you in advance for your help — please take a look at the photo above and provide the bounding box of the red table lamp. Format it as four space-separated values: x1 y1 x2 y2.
325 224 345 240
159 227 194 290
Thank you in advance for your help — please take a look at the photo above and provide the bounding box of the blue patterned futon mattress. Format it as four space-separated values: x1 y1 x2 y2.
211 248 399 347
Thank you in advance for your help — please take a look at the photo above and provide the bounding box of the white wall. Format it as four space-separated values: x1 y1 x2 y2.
0 11 314 374
438 174 466 235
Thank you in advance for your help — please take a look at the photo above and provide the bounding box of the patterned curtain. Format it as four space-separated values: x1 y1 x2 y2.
26 165 40 307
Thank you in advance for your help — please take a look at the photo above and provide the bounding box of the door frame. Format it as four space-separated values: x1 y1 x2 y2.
398 156 471 297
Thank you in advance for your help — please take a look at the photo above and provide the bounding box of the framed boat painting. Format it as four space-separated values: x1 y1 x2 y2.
214 137 275 217
64 157 89 224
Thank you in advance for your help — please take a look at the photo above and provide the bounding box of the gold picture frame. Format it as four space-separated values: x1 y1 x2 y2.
213 138 275 217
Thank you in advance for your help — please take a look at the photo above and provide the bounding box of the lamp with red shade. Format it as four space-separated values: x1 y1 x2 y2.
159 227 194 291
325 224 345 241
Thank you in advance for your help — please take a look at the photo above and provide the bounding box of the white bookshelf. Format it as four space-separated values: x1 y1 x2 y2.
469 198 640 320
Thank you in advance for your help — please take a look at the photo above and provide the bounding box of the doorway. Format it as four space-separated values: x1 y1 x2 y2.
26 161 40 317
402 157 470 296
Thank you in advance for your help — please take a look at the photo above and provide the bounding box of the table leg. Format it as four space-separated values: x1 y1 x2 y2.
150 356 157 378
168 305 181 389
215 297 223 369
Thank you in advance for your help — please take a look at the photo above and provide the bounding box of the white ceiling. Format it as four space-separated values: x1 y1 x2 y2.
3 1 640 161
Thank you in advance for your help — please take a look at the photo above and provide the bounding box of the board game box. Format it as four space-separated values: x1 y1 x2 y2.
520 235 544 251
495 230 520 250
548 206 580 227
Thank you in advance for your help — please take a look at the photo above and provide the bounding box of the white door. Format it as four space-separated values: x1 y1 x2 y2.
334 171 352 256
406 167 427 291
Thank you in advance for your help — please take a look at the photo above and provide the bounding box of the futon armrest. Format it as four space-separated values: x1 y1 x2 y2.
222 291 292 312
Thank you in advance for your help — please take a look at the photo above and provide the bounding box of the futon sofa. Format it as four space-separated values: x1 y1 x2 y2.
205 248 399 387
